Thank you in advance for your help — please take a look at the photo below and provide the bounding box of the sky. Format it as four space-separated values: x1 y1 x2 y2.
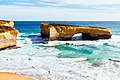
0 0 120 21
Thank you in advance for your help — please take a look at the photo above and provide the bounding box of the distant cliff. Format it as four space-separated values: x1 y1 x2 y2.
0 20 18 49
40 23 112 41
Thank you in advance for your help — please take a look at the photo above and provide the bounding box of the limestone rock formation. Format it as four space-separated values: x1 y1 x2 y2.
0 20 18 49
40 23 112 41
0 20 14 27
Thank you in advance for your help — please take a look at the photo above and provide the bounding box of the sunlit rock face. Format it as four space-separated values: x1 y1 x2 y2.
40 23 112 41
0 20 18 49
0 20 14 27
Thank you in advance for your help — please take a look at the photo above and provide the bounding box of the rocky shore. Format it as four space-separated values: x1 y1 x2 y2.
0 41 120 80
0 21 119 80
0 20 18 49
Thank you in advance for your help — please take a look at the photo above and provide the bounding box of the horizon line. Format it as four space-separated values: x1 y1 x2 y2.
13 20 120 21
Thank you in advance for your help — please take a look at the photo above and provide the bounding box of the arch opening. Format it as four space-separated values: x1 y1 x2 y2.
71 33 98 41
71 33 82 41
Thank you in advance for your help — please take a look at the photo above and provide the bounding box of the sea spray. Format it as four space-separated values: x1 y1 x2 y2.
14 21 120 62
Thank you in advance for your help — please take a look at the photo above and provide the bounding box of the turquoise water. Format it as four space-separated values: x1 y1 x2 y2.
56 43 119 61
14 21 120 61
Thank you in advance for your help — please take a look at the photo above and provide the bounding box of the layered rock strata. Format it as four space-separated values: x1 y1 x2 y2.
0 20 14 27
0 20 18 49
40 23 112 41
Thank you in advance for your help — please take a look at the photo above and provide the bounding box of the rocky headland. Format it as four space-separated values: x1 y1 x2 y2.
0 20 14 27
0 20 18 50
40 23 112 41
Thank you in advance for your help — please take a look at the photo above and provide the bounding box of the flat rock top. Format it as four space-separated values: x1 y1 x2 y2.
41 23 107 29
0 20 14 27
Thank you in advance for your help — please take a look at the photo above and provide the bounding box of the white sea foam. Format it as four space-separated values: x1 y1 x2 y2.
21 34 120 47
103 35 120 47
46 41 103 46
25 38 32 44
0 34 120 80
17 33 26 40
0 48 120 80
44 35 120 46
72 33 82 41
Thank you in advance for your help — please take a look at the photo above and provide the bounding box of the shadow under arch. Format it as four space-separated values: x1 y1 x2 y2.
71 33 98 41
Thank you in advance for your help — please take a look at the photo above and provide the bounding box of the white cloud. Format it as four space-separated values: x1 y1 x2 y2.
0 5 120 21
0 0 120 21
59 0 120 5
14 2 34 6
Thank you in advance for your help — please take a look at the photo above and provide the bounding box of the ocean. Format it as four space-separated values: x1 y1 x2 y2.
14 21 120 62
0 21 120 79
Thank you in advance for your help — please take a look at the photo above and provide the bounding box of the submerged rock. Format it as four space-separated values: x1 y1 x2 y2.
0 20 18 50
40 23 112 41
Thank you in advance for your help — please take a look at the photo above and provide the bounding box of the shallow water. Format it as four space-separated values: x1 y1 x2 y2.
14 21 120 62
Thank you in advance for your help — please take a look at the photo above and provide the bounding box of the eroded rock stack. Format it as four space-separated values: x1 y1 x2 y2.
40 23 112 41
0 20 18 49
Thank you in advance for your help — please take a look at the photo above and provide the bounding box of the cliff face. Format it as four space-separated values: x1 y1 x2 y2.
0 20 14 27
40 23 112 41
0 20 18 49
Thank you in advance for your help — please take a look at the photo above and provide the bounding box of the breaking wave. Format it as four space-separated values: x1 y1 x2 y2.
17 33 120 62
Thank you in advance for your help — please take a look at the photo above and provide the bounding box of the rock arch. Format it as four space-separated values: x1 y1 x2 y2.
40 23 112 41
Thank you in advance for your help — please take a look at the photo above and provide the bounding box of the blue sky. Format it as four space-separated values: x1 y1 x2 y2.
0 0 120 21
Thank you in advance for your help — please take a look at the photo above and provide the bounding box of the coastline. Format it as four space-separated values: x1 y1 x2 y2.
0 21 120 80
0 40 119 80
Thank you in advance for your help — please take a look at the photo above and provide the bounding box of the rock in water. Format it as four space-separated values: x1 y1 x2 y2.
0 20 18 50
40 23 112 41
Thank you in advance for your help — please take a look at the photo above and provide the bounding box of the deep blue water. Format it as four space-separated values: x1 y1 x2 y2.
14 21 120 61
14 21 120 35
